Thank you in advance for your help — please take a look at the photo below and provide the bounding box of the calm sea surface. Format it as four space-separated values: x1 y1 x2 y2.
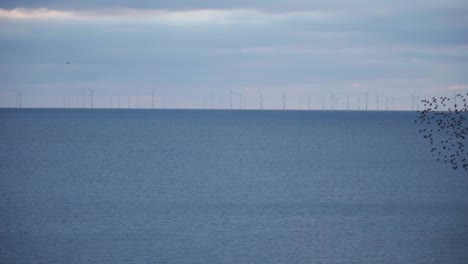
1 109 467 264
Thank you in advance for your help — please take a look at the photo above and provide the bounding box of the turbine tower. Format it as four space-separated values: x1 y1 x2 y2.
239 94 243 110
89 89 94 109
16 90 22 108
410 94 415 111
260 93 264 110
416 96 419 111
376 93 379 111
328 90 335 110
364 91 369 110
82 89 86 108
137 91 140 109
282 91 286 110
210 90 213 110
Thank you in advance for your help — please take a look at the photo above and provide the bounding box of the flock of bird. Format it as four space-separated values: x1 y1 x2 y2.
416 93 468 171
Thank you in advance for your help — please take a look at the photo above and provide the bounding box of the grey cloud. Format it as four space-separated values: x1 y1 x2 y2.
0 0 385 11
1 0 467 14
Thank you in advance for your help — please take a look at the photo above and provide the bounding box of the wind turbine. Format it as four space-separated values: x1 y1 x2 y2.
410 93 415 111
90 89 95 109
363 90 369 111
376 93 379 111
230 91 242 109
260 93 264 110
453 93 459 110
416 96 419 111
82 89 86 108
282 91 286 110
16 90 22 108
210 90 213 110
137 91 140 109
328 90 335 110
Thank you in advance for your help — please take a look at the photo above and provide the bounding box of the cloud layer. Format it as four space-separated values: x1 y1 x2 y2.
1 1 467 109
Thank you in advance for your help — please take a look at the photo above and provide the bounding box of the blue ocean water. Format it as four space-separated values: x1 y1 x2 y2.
0 109 467 264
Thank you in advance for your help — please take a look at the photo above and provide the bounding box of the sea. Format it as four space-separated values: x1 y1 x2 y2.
1 109 467 264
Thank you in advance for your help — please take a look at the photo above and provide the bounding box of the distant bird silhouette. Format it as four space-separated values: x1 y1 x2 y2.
66 61 70 64
416 93 468 171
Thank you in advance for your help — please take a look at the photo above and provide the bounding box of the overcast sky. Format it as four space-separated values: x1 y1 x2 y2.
1 0 467 109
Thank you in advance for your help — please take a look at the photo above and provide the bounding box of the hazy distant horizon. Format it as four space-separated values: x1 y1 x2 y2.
0 106 418 112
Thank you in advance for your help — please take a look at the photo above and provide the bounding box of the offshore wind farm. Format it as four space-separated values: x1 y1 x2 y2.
11 88 419 112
